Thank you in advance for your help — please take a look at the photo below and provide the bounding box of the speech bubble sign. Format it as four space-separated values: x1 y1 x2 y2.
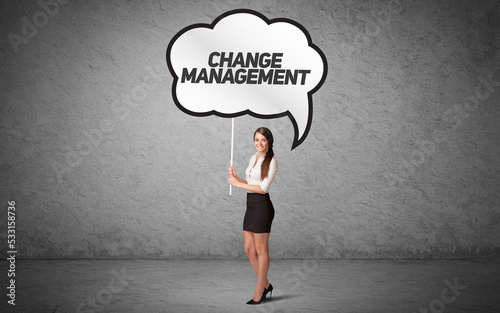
166 9 327 149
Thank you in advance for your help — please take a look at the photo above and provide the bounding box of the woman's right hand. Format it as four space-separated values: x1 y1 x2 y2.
229 166 239 180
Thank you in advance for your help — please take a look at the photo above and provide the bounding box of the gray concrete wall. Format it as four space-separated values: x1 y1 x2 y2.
1 0 499 259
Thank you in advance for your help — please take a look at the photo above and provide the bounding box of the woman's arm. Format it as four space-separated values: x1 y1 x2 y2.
229 178 266 194
229 166 247 184
228 166 265 194
258 157 278 194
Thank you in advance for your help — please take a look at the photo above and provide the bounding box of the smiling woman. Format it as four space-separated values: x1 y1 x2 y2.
228 127 278 304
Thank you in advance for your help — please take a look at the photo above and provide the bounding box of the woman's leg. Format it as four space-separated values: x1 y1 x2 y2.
244 231 270 292
252 232 271 301
243 230 259 276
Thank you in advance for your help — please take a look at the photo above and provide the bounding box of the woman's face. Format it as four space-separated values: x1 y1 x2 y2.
254 132 269 154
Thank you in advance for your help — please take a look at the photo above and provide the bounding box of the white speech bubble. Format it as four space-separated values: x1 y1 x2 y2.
166 9 327 149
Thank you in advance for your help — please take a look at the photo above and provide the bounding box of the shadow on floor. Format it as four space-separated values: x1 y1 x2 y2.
266 293 301 302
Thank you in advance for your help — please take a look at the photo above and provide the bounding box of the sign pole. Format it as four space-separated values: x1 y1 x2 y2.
230 118 235 195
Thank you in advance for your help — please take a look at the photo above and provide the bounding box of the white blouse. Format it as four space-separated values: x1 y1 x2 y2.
245 152 278 194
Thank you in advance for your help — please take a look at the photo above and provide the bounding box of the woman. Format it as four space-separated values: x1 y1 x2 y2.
228 127 278 305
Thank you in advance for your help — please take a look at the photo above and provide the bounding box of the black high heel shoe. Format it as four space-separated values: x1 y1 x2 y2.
246 290 266 305
264 283 273 299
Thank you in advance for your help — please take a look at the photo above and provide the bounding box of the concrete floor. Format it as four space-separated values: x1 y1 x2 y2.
1 259 499 313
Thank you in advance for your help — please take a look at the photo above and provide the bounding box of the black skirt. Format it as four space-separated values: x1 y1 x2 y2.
243 193 275 233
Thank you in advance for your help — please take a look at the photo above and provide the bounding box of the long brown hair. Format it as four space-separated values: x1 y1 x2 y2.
254 127 274 180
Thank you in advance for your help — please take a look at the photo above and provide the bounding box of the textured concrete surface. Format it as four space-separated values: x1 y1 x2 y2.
1 0 500 259
1 259 500 312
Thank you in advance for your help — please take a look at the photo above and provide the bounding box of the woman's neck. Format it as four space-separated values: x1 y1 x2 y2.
257 151 267 158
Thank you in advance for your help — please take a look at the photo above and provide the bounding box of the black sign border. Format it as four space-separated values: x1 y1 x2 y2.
166 8 328 150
